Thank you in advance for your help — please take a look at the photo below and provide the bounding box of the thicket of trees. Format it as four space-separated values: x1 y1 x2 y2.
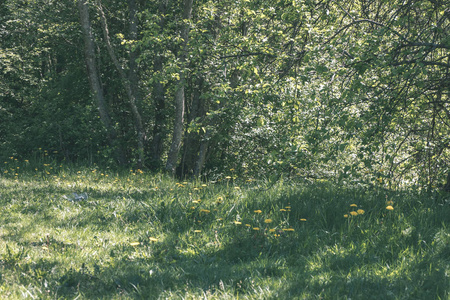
1 0 449 187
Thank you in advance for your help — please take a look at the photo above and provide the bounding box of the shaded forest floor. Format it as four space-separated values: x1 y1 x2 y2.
0 163 449 299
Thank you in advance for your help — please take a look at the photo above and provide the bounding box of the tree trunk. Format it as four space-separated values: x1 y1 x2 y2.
127 0 139 103
194 129 211 177
150 0 169 170
77 0 125 164
181 76 204 177
444 171 450 192
151 55 166 169
97 0 146 168
165 0 193 175
127 0 146 168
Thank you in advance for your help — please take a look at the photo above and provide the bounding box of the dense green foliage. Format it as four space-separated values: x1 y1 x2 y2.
0 164 449 298
1 0 449 185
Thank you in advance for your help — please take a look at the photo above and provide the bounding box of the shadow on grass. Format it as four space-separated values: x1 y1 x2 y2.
275 243 449 300
1 178 449 299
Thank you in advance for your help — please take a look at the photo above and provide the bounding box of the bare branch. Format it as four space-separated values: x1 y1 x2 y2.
323 19 409 45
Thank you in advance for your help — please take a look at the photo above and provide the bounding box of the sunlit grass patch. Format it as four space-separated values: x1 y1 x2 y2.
0 167 448 299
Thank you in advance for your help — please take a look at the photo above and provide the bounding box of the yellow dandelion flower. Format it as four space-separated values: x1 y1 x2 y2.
149 237 158 242
350 211 358 216
245 224 251 227
253 227 260 231
193 230 202 233
234 221 242 225
350 204 357 207
280 208 287 212
344 214 349 218
357 209 365 215
285 206 291 209
130 242 140 246
225 176 232 179
264 219 273 223
386 205 394 211
300 218 307 221
200 209 210 213
269 229 276 232
254 210 262 214
283 228 295 232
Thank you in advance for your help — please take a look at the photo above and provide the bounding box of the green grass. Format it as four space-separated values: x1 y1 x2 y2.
0 160 449 299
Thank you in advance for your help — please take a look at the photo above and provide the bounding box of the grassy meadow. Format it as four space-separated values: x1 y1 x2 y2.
0 158 449 299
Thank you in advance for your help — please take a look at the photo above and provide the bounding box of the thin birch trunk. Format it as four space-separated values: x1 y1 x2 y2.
194 129 210 177
97 0 146 168
77 0 125 164
150 0 169 169
165 0 193 175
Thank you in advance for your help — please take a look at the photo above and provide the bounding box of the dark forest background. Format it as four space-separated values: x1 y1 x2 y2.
1 0 449 188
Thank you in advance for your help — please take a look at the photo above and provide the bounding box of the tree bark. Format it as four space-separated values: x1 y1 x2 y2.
97 0 146 168
181 76 204 177
127 0 139 102
77 0 125 164
150 0 169 170
194 129 210 177
444 171 450 192
127 0 146 168
165 0 193 175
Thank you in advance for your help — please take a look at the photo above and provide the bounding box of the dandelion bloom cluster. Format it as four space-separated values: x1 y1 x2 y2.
345 204 365 217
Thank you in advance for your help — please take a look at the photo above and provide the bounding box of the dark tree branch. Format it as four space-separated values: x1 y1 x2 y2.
220 52 276 59
325 18 450 51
